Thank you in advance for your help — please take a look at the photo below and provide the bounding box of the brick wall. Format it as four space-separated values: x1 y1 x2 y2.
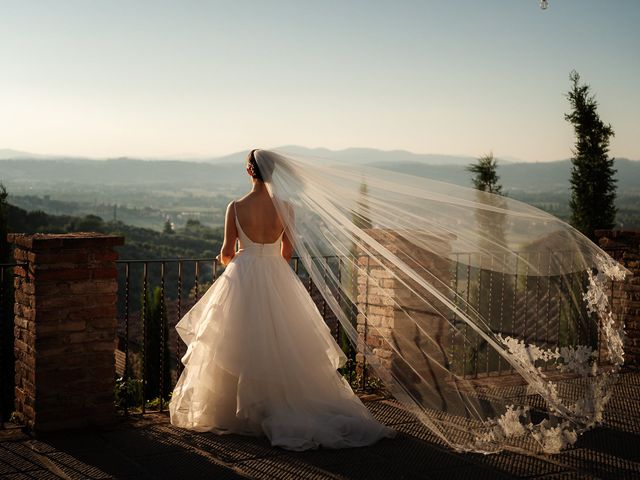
9 232 124 433
595 229 640 369
355 228 456 403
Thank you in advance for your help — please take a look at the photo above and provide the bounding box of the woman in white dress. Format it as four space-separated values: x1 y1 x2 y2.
172 147 630 455
168 149 397 451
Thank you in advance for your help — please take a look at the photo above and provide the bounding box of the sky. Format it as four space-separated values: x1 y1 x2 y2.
0 0 638 162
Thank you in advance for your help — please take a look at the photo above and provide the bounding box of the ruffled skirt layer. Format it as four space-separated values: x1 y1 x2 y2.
168 251 396 450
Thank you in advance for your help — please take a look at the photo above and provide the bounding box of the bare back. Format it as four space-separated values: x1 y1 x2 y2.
219 184 294 266
234 191 285 244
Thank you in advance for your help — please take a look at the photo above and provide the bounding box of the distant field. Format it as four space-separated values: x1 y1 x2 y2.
2 154 638 231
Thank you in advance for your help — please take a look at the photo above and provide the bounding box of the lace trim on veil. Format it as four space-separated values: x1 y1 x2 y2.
470 254 627 453
253 148 632 455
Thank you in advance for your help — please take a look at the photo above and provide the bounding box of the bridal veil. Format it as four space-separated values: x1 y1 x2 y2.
254 148 630 455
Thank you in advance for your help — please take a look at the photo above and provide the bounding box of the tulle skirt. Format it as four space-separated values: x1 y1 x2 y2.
168 249 397 451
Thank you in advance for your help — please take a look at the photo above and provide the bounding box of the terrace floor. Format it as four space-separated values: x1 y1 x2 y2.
0 372 639 480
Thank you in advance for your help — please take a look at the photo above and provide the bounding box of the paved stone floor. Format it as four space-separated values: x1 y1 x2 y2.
0 373 639 480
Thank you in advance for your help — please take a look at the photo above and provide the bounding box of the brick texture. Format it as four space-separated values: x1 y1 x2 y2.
355 229 455 399
596 229 640 369
9 232 124 434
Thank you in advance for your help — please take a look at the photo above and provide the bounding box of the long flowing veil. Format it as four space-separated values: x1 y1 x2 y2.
254 148 631 455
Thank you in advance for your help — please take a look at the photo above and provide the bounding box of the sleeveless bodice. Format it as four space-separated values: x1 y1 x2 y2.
233 201 283 257
171 200 397 450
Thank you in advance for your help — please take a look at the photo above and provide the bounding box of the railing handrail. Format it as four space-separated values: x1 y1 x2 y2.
115 249 583 264
116 258 218 264
115 255 340 264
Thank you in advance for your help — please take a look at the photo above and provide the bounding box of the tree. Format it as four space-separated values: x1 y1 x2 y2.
464 157 510 375
465 152 503 194
163 217 174 235
353 180 372 230
0 183 15 421
65 214 105 232
565 70 617 240
339 179 373 358
0 184 8 262
142 286 171 401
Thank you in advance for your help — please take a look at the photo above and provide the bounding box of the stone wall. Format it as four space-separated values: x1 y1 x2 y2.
355 229 456 406
596 229 640 369
355 228 640 390
9 232 124 433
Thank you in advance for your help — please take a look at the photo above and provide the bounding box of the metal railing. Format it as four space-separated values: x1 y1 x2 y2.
0 248 606 419
114 255 363 416
114 248 604 414
447 250 600 380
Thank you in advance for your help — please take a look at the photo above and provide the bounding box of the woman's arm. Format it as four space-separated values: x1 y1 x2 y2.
218 201 238 266
281 202 294 263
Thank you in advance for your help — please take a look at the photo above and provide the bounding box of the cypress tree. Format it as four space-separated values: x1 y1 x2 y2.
564 70 617 240
465 152 503 194
353 180 373 230
163 218 174 234
465 156 510 375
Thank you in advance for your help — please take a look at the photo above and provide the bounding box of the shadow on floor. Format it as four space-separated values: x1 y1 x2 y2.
0 374 639 479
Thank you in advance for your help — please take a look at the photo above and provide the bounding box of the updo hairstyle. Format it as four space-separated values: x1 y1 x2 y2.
247 149 275 182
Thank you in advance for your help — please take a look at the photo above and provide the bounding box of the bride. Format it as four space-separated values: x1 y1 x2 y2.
171 147 629 456
168 149 397 451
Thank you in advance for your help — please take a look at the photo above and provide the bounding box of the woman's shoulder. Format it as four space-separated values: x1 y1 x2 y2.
225 198 241 216
234 192 254 206
229 192 251 207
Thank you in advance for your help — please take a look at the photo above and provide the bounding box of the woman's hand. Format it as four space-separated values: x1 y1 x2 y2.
216 252 234 266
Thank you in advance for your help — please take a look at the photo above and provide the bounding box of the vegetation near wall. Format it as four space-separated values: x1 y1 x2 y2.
5 201 223 260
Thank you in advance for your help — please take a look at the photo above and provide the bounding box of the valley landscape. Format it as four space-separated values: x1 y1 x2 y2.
2 146 639 237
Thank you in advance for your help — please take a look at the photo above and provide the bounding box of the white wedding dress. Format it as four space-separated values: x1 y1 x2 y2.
169 201 397 451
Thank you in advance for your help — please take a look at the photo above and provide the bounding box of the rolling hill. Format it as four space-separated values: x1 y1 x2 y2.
0 147 638 193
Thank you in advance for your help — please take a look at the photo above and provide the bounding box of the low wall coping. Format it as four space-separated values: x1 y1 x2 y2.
8 232 124 250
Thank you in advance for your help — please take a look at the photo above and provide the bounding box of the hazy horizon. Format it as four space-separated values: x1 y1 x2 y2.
0 144 639 164
1 1 638 162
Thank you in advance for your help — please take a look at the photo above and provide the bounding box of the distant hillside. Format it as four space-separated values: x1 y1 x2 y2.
0 145 511 166
0 147 638 193
0 148 88 161
0 149 48 160
0 158 240 186
261 146 511 166
374 158 640 194
207 145 518 165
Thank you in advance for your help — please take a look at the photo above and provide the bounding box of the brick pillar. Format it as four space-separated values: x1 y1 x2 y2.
356 229 455 406
9 232 124 433
595 229 640 369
